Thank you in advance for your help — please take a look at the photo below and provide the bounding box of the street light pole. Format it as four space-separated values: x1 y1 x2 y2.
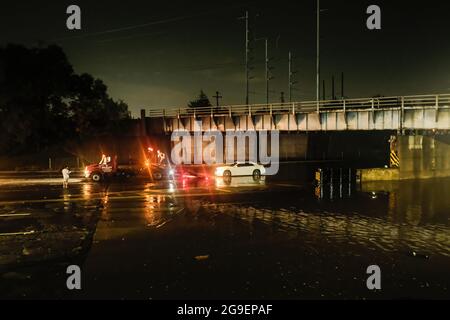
288 51 292 103
245 11 250 106
316 0 320 112
265 39 269 105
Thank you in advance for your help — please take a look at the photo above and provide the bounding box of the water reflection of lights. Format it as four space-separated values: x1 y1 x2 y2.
82 183 93 200
0 178 83 186
100 191 110 220
63 192 71 212
144 183 154 193
215 176 266 188
102 187 109 205
143 190 182 226
144 194 176 226
169 183 176 193
146 195 155 210
206 202 450 257
145 194 159 225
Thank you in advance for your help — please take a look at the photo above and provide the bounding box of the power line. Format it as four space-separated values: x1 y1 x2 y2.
54 14 202 42
96 31 166 44
55 3 249 42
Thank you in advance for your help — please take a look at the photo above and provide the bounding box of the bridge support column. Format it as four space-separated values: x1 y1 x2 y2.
396 134 450 179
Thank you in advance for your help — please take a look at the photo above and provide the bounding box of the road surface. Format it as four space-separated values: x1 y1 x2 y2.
0 173 449 299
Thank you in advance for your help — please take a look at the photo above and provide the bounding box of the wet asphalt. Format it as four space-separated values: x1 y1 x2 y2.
0 173 449 300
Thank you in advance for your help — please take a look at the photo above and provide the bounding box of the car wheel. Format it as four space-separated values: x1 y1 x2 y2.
223 170 232 177
223 176 232 185
92 172 102 182
153 172 163 180
253 169 261 180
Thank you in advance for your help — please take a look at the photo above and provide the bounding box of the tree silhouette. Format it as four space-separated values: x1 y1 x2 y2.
188 90 212 110
0 44 129 155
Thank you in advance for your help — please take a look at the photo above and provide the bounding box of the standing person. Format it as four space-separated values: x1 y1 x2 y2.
62 166 71 189
157 150 166 165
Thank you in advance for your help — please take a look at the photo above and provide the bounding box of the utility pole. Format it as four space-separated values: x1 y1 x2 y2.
322 80 326 100
280 92 285 104
239 11 256 105
316 0 320 111
265 39 270 105
332 75 335 100
213 91 223 107
245 11 250 105
288 51 297 103
341 72 344 99
288 51 292 103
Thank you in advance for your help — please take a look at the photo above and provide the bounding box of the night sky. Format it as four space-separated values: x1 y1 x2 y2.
1 0 450 116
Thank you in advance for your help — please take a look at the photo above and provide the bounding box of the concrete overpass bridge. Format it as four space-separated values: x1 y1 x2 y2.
145 94 450 181
147 93 450 133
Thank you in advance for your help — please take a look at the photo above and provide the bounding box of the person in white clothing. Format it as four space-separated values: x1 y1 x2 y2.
62 166 71 189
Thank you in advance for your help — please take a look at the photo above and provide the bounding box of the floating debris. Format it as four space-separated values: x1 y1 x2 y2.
409 251 430 260
194 255 210 261
0 230 36 237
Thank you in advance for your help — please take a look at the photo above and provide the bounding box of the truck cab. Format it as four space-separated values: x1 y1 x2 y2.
84 155 118 182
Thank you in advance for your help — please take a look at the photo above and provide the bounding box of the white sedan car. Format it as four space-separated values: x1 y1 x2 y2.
215 162 266 178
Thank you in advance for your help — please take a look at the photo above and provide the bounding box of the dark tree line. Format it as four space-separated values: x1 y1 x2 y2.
0 44 129 155
187 89 225 115
188 90 212 109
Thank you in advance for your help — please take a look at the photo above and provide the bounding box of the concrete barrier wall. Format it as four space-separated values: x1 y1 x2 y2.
357 168 400 182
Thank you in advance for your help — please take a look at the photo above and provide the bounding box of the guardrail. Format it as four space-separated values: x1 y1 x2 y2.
147 93 450 118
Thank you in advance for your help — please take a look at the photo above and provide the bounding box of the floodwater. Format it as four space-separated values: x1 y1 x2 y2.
0 171 449 299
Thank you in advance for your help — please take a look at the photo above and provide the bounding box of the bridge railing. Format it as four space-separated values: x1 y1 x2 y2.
147 93 450 118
